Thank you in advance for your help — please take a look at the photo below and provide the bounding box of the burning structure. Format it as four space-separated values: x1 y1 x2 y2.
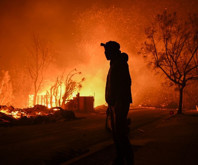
63 93 94 112
28 92 94 112
0 93 93 126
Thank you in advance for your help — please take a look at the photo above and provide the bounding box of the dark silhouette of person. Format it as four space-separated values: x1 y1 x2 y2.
101 41 134 165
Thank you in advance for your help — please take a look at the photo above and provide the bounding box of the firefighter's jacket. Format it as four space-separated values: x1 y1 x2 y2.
105 54 132 106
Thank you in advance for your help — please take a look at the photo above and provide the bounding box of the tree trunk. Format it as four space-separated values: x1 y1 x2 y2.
61 95 66 108
178 87 184 114
49 88 53 108
33 92 37 106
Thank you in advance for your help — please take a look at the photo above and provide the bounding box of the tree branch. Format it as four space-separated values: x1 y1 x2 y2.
185 45 198 72
185 64 198 74
158 65 181 85
186 76 198 81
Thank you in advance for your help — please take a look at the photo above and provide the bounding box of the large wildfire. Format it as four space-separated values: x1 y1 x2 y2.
0 0 198 120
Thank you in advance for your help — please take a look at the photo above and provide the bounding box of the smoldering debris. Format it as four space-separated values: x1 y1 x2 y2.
0 105 76 126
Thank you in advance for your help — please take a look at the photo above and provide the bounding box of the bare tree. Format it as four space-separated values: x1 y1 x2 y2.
27 34 52 106
61 69 85 108
45 70 84 108
49 76 63 107
140 11 198 114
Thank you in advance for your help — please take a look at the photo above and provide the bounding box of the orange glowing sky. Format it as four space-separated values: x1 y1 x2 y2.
0 0 197 107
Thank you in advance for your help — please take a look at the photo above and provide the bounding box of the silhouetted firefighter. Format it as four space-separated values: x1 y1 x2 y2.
101 41 134 165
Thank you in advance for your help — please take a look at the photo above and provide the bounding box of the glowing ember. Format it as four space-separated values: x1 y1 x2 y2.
47 104 51 109
0 109 21 119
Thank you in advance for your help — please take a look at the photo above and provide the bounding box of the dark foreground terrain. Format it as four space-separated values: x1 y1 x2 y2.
0 108 198 165
68 110 198 165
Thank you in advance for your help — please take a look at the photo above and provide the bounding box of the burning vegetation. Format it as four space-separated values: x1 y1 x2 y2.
0 64 86 124
0 0 198 124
